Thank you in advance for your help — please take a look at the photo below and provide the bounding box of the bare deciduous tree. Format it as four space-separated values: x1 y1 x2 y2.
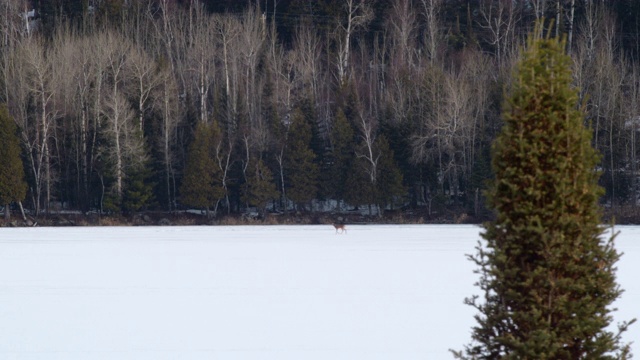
0 0 29 47
388 0 419 69
100 90 147 203
419 0 442 65
98 32 147 205
578 8 625 207
156 65 180 211
335 0 373 84
1 0 30 103
215 14 241 130
623 63 640 208
477 0 520 66
186 4 217 125
11 37 57 214
411 58 481 202
356 110 379 186
291 22 323 104
127 45 162 133
238 6 266 128
529 0 547 21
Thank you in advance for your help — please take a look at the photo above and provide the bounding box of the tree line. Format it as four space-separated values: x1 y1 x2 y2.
1 0 640 218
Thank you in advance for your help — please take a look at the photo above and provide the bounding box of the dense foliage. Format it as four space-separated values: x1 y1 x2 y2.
2 0 640 218
0 103 27 219
180 121 224 216
456 29 634 359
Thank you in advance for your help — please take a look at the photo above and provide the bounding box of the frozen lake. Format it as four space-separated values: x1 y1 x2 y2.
1 225 638 359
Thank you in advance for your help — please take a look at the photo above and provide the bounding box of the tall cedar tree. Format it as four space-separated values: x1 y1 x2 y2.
180 122 224 216
456 29 634 359
285 108 319 210
0 104 27 220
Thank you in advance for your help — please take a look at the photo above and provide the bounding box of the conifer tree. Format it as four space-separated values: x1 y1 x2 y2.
122 165 155 214
242 157 279 217
456 28 634 359
180 122 224 217
344 154 378 214
0 104 27 220
375 135 404 212
284 108 319 210
327 108 355 206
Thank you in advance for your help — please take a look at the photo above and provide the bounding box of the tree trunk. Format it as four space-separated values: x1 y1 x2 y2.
556 0 561 38
3 204 9 220
568 0 576 51
18 201 26 221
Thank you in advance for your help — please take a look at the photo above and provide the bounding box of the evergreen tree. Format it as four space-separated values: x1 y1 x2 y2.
242 157 279 217
326 108 355 206
342 134 404 215
284 108 319 210
456 29 634 359
343 154 377 214
180 122 224 217
122 165 155 214
375 135 404 212
0 104 27 220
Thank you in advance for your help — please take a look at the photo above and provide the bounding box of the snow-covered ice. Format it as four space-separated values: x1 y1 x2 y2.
0 225 637 359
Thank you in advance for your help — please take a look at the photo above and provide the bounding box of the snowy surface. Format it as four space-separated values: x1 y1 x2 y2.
0 225 637 359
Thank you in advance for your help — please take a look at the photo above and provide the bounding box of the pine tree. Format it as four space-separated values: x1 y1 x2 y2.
327 108 355 206
375 135 404 212
457 29 634 359
122 165 155 214
344 155 377 214
180 122 224 217
242 157 279 217
285 108 319 210
0 104 27 220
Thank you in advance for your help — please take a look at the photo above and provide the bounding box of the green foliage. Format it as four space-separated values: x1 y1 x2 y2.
122 166 155 214
458 29 634 359
242 157 279 216
12 0 640 217
285 108 319 210
0 104 27 218
343 134 404 213
180 122 225 212
326 108 355 202
375 135 405 210
102 193 121 214
343 155 377 209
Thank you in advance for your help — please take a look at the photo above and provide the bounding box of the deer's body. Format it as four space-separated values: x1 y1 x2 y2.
333 224 346 234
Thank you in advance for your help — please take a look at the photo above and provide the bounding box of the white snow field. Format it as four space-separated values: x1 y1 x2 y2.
0 225 638 359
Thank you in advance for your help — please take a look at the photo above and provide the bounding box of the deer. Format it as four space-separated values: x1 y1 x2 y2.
333 223 347 234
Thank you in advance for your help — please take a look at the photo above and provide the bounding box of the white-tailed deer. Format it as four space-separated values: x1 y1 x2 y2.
333 223 347 234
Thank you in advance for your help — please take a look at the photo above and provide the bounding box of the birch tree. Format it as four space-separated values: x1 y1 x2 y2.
99 32 148 209
0 0 30 103
477 0 520 66
419 0 442 65
187 5 217 125
127 45 162 134
156 64 180 211
388 0 419 69
10 37 57 214
335 0 373 84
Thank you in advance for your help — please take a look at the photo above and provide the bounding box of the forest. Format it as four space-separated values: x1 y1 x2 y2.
2 0 640 222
